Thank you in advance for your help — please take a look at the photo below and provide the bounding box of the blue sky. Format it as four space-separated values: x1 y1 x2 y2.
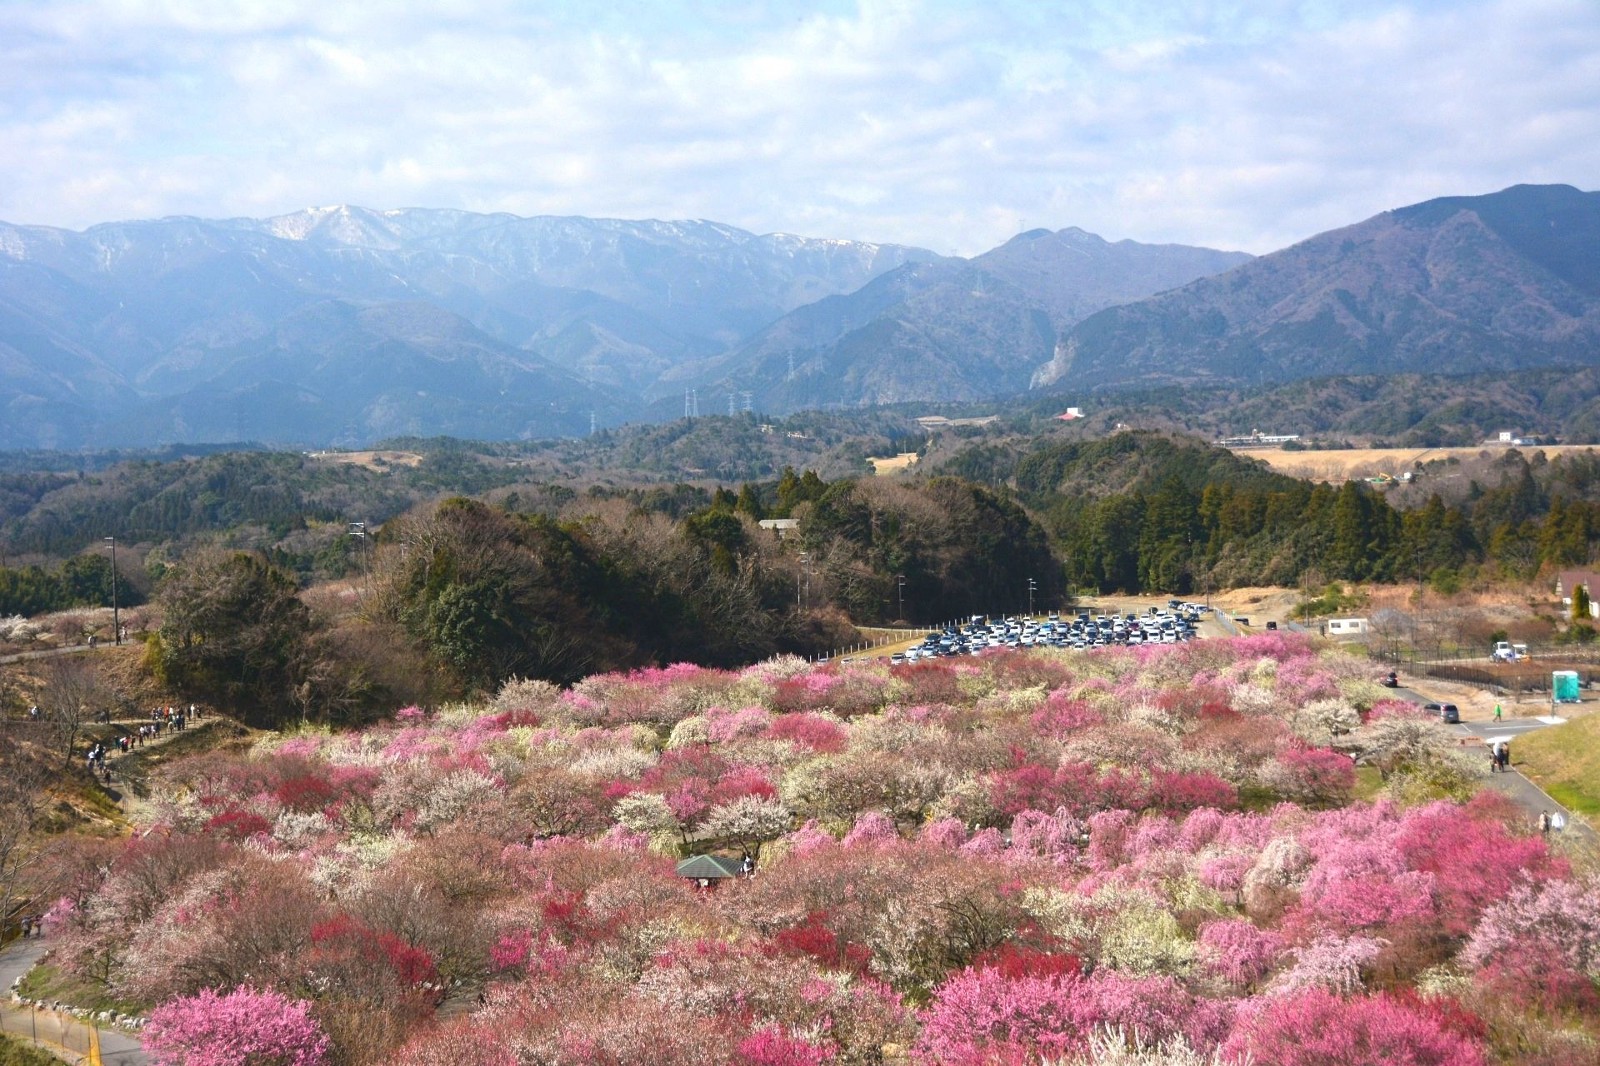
1 0 1596 254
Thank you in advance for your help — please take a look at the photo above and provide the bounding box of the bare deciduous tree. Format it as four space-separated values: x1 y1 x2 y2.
0 733 50 931
39 654 112 765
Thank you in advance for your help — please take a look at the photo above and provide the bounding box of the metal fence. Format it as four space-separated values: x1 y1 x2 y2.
1 1002 103 1063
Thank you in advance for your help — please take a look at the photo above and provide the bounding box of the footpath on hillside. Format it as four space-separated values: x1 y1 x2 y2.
1 713 239 1066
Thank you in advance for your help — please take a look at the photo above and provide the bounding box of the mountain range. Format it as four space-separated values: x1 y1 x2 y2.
0 184 1595 449
1033 184 1600 392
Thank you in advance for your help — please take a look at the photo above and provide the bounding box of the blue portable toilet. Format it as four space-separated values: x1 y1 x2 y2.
1552 671 1581 704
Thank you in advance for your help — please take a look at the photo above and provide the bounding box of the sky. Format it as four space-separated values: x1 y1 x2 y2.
1 0 1597 255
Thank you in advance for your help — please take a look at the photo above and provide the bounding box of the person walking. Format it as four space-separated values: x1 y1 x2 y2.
1494 703 1503 722
1539 810 1552 835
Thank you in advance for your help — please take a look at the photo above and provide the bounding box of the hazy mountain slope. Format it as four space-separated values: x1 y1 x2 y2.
1034 184 1600 390
688 230 1251 412
92 300 627 447
0 208 934 447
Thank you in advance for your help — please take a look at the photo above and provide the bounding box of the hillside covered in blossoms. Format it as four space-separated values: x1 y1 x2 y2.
35 634 1600 1065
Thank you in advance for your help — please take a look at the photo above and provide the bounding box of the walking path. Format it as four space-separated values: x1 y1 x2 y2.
0 939 147 1064
1481 762 1599 846
1393 685 1597 846
0 642 115 666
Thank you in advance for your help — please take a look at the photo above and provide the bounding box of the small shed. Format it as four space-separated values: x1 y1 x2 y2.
1553 671 1582 704
675 854 744 885
1326 617 1370 639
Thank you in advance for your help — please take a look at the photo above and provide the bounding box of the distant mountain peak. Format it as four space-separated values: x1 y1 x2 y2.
1034 182 1600 392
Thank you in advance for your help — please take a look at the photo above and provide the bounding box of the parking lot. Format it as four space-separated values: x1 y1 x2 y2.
879 601 1211 664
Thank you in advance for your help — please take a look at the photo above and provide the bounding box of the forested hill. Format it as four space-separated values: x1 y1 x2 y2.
1010 433 1300 500
939 430 1600 596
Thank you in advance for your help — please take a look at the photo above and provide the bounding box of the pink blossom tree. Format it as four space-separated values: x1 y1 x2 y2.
142 986 331 1066
1222 988 1487 1066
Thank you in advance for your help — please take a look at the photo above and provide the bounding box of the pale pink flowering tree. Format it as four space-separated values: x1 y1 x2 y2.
142 985 331 1066
1196 919 1283 990
1461 874 1600 978
919 816 970 850
960 828 1007 856
841 811 898 848
1272 934 1387 995
1008 808 1083 863
1292 834 1436 933
704 704 774 743
785 820 839 856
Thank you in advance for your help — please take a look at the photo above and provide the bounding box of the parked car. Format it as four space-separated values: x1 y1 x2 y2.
1380 671 1399 688
1422 702 1460 724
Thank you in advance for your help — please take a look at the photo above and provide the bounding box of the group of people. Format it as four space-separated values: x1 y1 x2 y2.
1539 809 1568 834
147 703 197 735
1489 740 1511 773
84 741 114 784
77 704 204 786
17 913 45 939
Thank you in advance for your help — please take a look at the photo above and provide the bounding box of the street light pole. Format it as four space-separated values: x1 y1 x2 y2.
104 536 119 645
1028 577 1037 618
897 575 905 622
348 521 369 592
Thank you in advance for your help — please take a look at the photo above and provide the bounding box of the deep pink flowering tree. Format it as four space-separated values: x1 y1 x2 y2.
915 965 1226 1064
1271 743 1356 805
914 966 1083 1063
737 1026 837 1065
1222 988 1487 1066
142 986 331 1066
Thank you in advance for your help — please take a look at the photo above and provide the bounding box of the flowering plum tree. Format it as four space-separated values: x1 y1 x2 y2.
142 986 331 1066
1222 988 1488 1066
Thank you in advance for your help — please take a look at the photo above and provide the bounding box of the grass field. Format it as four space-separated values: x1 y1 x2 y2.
1239 445 1600 482
866 452 919 475
307 449 424 471
1514 713 1600 815
0 1033 61 1066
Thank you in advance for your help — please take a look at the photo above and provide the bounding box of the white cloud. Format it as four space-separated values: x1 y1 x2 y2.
0 0 1595 254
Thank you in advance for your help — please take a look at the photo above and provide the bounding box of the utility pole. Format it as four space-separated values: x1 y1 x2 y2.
1028 577 1037 618
897 575 905 622
797 551 808 610
104 537 119 645
348 521 369 592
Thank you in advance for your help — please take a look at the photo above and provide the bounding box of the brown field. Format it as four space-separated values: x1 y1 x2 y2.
867 452 920 475
307 450 424 471
1239 445 1600 482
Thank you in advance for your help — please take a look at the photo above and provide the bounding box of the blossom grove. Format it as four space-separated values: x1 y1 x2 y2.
35 633 1598 1064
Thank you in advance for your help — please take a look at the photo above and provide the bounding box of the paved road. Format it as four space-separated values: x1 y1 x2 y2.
0 938 147 1065
1389 688 1597 845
